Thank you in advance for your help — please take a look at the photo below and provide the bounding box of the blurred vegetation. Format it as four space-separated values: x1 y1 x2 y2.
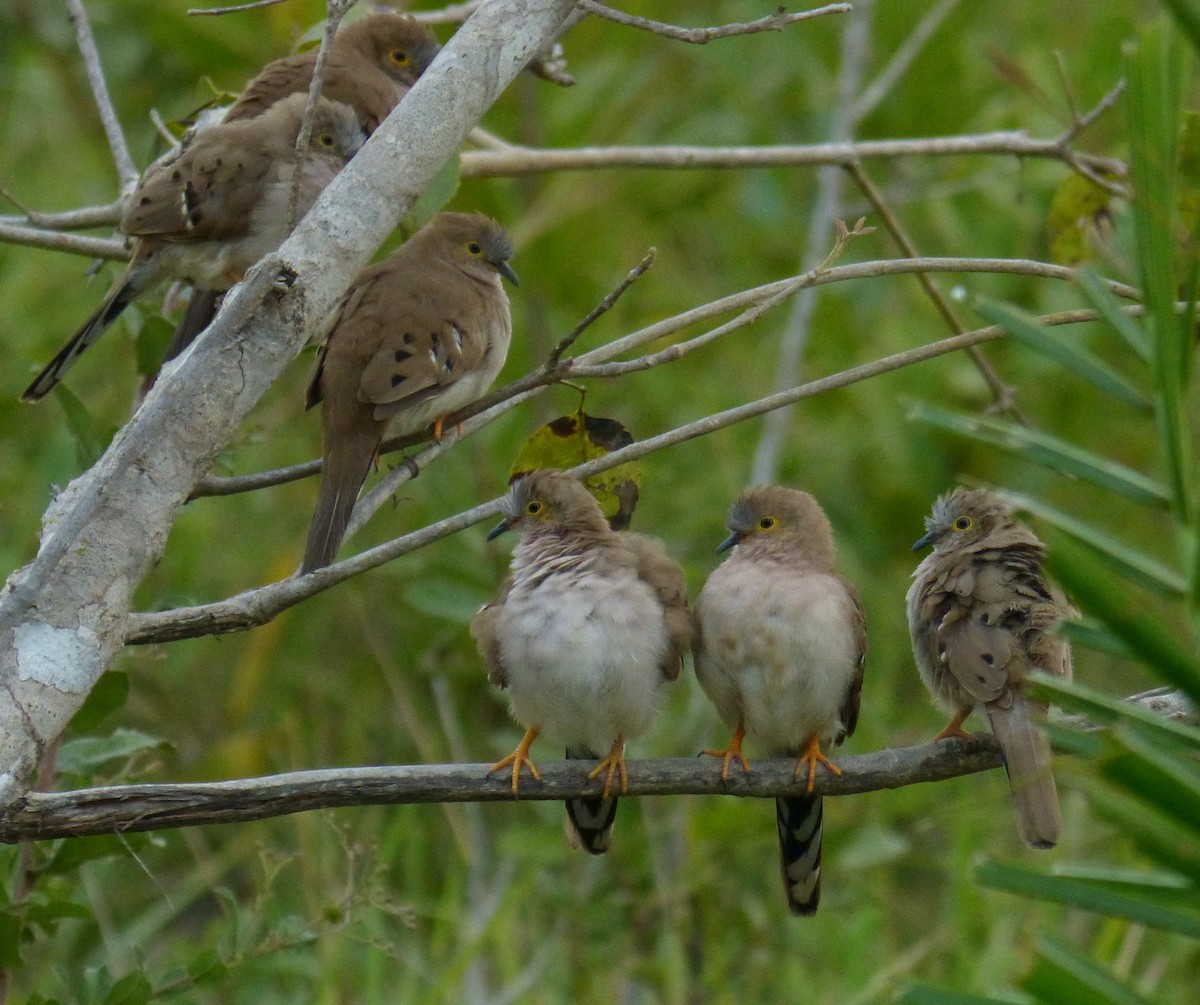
1 1 1198 1003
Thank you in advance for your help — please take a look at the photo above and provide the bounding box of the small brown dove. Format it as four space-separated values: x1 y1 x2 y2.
22 94 363 402
299 212 517 573
694 486 865 915
471 469 694 854
163 13 441 368
907 487 1073 849
225 12 440 131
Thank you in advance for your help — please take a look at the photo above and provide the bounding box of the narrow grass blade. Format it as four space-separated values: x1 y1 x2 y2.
909 406 1171 507
1044 537 1200 702
975 297 1152 411
1024 936 1158 1005
976 862 1200 937
1075 268 1151 363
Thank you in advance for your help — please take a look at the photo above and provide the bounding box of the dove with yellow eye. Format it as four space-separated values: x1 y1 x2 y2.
22 94 364 402
908 487 1073 849
694 486 866 915
300 212 517 573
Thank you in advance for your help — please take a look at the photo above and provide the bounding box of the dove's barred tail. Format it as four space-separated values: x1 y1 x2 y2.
22 279 139 402
300 434 378 574
777 794 822 916
564 747 618 855
987 694 1062 849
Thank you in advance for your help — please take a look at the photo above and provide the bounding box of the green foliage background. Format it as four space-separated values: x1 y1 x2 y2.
1 1 1197 1002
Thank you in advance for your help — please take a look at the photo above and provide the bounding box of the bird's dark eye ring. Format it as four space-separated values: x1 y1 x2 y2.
390 49 409 64
526 500 543 515
317 133 335 147
954 515 973 531
467 241 483 255
759 516 777 530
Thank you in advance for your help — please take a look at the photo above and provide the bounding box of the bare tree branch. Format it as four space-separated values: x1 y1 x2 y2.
458 133 1127 178
0 223 126 260
4 685 1190 844
577 1 851 42
126 303 1145 646
0 199 123 231
187 256 1141 501
65 0 139 191
0 736 1004 842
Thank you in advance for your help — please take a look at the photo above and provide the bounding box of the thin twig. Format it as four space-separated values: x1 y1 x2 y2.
846 161 1023 417
408 1 482 25
1052 78 1129 198
0 223 127 260
128 303 1143 644
0 201 123 230
458 134 1128 179
0 736 1005 842
1054 50 1083 128
65 0 139 190
186 257 1142 500
578 1 851 43
287 1 350 229
546 248 656 366
188 0 293 15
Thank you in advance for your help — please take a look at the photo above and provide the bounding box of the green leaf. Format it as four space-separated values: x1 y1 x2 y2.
1044 537 1200 702
1083 782 1200 883
910 405 1169 505
39 835 132 876
1060 618 1135 659
185 948 227 986
1024 937 1156 1005
103 970 152 1005
1033 675 1200 747
1127 22 1193 520
1047 173 1115 267
1075 268 1151 363
1101 725 1200 831
54 385 119 470
0 912 21 968
977 862 1200 937
509 412 642 530
975 297 1153 411
997 489 1187 598
57 728 167 774
1161 0 1200 56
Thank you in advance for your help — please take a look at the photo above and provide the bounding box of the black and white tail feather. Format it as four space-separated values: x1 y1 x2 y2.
564 747 619 855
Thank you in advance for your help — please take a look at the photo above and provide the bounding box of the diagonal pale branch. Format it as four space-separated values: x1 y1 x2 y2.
188 257 1141 502
0 736 1004 842
0 0 581 805
125 305 1144 646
